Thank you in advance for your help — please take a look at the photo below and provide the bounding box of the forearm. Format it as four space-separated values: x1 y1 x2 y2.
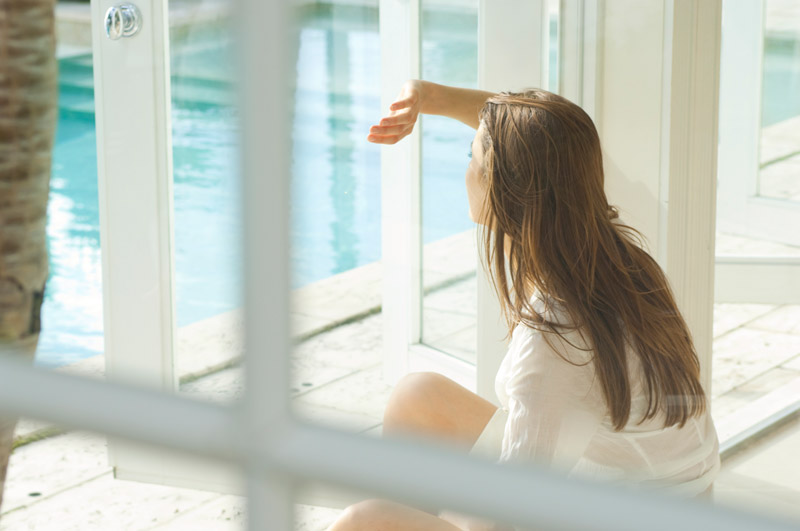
418 80 496 130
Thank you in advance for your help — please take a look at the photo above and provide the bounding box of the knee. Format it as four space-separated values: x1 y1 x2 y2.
383 371 447 430
333 499 391 531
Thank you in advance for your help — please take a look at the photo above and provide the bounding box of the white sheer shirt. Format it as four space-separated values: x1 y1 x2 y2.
442 291 721 531
495 291 720 495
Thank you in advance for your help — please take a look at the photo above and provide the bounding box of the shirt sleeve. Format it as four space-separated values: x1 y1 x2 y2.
499 325 606 474
438 326 608 531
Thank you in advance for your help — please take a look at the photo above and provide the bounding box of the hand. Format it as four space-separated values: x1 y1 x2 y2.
367 80 423 145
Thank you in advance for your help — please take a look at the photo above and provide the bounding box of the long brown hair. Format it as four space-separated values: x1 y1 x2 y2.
477 89 706 431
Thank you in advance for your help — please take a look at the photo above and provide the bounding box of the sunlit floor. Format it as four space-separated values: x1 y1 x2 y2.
715 415 800 526
3 275 800 529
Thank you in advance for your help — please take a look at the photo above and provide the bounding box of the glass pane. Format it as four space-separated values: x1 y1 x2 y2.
758 0 800 201
36 49 103 370
288 3 384 433
419 0 479 364
713 2 800 516
548 0 560 93
168 2 244 401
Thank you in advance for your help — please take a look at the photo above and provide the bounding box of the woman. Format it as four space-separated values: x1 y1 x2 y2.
326 80 720 531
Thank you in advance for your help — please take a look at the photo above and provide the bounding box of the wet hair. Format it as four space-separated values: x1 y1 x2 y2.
476 89 706 430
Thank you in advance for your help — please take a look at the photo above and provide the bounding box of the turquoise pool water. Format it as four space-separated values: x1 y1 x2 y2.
762 36 800 127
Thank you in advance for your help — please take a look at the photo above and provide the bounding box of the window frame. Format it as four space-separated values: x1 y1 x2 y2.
715 0 800 304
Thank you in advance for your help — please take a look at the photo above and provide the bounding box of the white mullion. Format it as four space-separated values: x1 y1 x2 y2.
478 0 548 92
559 0 584 102
246 473 294 531
236 0 297 527
664 0 722 394
381 0 422 386
750 0 767 199
91 0 176 392
0 358 237 459
559 0 604 123
716 0 765 238
475 0 549 400
237 0 293 444
92 0 178 480
580 0 603 123
152 0 177 391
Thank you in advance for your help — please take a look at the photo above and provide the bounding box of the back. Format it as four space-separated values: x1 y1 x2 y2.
493 292 720 496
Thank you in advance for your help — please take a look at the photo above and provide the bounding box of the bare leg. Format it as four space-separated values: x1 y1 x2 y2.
326 498 463 531
325 372 500 531
382 371 498 450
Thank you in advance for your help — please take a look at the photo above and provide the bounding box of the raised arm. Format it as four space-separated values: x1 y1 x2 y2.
367 79 495 145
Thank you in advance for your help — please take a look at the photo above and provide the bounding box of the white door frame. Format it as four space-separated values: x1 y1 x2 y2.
383 0 719 398
380 0 551 400
591 0 720 392
90 0 210 487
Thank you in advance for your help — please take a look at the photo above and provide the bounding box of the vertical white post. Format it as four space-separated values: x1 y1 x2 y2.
92 0 176 390
381 0 422 386
559 0 604 120
581 0 603 122
663 0 722 393
593 0 721 393
238 0 296 526
559 0 584 102
478 0 548 93
475 0 549 399
716 0 765 234
92 0 177 473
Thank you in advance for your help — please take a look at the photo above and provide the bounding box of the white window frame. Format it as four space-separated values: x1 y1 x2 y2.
5 0 800 529
715 0 800 304
380 0 551 400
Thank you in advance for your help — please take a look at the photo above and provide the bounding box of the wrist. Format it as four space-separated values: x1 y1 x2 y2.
414 79 435 114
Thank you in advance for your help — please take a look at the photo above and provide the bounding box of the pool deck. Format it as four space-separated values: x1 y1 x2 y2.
3 256 800 529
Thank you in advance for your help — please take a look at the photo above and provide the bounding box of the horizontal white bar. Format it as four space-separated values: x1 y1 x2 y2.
715 256 800 265
715 259 800 303
273 420 800 531
0 354 239 462
0 354 796 530
719 378 800 460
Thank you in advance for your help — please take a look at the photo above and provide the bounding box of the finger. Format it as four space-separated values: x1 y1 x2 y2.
367 133 404 145
379 112 416 127
389 96 416 112
369 123 411 135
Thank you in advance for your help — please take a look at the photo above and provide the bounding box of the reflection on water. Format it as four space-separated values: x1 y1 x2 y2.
291 6 381 283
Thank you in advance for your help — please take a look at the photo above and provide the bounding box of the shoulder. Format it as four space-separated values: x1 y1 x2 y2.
513 290 594 366
509 318 595 373
506 318 605 410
